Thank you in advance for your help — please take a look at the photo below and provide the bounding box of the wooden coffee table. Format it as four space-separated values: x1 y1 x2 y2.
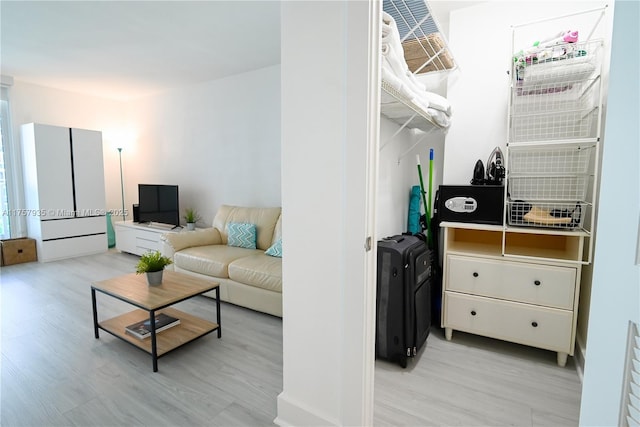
91 270 221 372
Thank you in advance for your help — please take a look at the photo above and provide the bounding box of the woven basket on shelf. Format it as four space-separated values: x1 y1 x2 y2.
402 33 454 74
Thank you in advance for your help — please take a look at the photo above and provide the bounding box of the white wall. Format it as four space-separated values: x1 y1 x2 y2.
579 0 640 424
377 118 445 238
445 1 608 185
8 65 281 233
278 1 377 425
125 65 281 225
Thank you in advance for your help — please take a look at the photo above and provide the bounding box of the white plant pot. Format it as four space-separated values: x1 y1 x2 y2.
186 223 196 231
146 270 164 286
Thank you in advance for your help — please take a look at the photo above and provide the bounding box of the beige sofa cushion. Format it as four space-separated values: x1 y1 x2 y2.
213 205 281 251
228 254 282 292
174 245 261 278
162 227 222 252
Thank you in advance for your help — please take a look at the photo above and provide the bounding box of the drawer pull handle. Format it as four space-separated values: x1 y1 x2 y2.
534 280 541 286
531 321 538 328
473 272 479 278
471 310 477 316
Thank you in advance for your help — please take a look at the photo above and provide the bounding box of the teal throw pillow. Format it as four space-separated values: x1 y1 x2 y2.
265 238 282 257
227 222 257 249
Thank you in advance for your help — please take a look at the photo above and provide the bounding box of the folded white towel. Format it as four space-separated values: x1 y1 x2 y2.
382 54 419 101
381 12 405 56
381 61 405 94
381 13 431 99
380 10 452 131
427 108 451 128
382 41 409 79
422 91 451 115
405 69 426 92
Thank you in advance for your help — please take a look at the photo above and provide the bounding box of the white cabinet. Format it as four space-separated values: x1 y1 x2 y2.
71 128 108 214
447 255 576 310
21 123 107 261
440 222 584 367
438 7 608 369
114 221 182 256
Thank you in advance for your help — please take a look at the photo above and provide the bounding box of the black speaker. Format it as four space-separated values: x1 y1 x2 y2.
132 204 140 222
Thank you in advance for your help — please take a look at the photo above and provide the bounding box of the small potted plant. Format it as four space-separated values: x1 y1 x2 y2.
183 208 201 231
135 250 173 286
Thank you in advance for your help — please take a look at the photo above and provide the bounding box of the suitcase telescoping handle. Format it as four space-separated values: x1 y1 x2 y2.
382 236 404 243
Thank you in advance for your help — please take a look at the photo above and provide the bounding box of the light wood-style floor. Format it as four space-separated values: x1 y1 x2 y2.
1 250 581 426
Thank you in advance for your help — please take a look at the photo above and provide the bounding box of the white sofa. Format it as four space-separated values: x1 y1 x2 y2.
160 205 282 317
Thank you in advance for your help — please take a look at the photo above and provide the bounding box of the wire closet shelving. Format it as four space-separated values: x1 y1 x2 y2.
380 0 457 135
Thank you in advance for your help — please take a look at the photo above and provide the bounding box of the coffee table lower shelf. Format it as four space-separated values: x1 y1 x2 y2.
98 307 219 357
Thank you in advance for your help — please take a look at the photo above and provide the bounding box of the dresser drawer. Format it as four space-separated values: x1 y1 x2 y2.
40 234 107 262
41 216 106 240
444 291 573 353
447 255 576 309
135 237 159 254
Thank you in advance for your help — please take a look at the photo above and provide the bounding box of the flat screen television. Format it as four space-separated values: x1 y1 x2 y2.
137 184 180 227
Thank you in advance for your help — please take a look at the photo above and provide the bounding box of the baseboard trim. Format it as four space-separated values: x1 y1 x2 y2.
275 392 339 427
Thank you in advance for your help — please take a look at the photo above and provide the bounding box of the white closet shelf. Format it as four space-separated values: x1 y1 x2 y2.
380 0 455 136
380 79 442 133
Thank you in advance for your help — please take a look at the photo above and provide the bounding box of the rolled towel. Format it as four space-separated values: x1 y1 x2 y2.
426 108 451 129
405 69 426 91
382 43 409 78
381 60 405 94
383 50 426 101
381 24 410 75
382 12 404 55
382 59 419 102
422 91 451 116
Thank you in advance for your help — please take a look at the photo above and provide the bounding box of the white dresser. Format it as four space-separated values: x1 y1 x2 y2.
440 222 585 366
114 221 184 256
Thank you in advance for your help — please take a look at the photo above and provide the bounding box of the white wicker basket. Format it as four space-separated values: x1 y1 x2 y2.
508 201 586 230
508 144 594 175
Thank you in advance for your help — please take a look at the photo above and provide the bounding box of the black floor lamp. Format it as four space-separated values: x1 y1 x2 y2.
117 147 125 222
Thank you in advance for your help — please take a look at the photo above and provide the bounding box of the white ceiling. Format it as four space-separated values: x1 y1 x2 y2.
0 1 472 102
0 1 282 101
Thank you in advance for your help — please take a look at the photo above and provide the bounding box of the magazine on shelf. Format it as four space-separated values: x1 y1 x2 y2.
125 313 180 340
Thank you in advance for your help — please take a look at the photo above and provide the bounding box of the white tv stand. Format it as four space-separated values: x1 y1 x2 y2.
114 220 183 256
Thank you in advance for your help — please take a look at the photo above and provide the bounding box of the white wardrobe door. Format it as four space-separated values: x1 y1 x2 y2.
71 128 106 216
34 124 74 219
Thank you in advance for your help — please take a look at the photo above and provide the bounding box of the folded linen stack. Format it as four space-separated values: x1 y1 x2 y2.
380 12 452 129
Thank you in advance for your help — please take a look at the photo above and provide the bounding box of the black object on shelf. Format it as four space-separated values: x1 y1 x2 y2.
436 185 504 225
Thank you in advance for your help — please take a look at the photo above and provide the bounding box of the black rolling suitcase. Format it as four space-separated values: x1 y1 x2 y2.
376 234 432 368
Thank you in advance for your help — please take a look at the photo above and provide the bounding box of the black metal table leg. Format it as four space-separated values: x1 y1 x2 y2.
216 287 221 338
91 288 99 338
149 310 158 372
